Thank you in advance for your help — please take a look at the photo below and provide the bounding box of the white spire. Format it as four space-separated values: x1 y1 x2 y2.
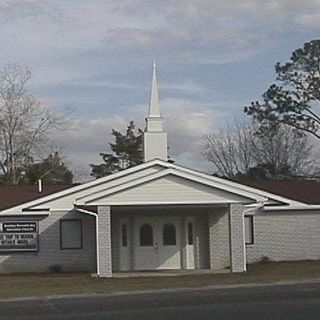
149 61 161 117
143 61 168 162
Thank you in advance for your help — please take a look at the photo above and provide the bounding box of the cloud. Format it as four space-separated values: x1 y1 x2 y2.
162 98 224 157
52 96 226 181
160 80 206 94
296 13 320 29
52 115 128 180
0 0 319 181
104 29 155 47
1 0 318 71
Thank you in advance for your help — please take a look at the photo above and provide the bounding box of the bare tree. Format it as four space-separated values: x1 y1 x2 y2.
252 126 314 179
202 121 256 179
0 63 61 184
202 121 316 180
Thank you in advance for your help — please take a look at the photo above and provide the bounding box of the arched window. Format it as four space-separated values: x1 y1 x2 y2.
140 224 153 246
163 223 176 245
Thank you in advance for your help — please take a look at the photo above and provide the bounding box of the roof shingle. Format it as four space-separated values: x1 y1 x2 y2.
242 180 320 205
0 184 73 211
1 179 320 212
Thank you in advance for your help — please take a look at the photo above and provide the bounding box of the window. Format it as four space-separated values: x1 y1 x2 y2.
121 224 128 247
163 223 176 245
60 219 82 249
140 224 153 246
187 222 193 245
244 216 254 245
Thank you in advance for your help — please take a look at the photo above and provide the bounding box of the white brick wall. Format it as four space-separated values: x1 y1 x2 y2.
0 210 96 273
229 204 246 272
209 207 231 270
97 205 112 277
4 204 318 275
246 210 320 263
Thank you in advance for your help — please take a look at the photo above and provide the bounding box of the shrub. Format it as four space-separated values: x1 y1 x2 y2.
49 264 62 273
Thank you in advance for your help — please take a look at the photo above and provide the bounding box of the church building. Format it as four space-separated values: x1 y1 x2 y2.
0 65 319 277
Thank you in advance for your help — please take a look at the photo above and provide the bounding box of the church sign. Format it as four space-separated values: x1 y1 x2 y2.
0 222 38 252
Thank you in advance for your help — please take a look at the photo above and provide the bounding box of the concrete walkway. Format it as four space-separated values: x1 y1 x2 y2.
111 269 230 278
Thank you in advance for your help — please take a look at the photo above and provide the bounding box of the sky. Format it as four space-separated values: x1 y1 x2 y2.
0 0 319 181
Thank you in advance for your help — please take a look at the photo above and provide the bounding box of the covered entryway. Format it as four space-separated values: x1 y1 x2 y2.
134 216 181 270
112 205 211 272
74 160 254 277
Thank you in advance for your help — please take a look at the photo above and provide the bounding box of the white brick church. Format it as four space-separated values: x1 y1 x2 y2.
0 65 319 277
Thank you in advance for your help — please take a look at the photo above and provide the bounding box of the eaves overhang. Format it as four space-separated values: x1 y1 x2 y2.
75 168 268 206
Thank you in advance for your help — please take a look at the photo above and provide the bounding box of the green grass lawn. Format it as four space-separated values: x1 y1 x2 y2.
0 260 319 299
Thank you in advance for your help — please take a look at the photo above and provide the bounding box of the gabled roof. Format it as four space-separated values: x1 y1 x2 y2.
75 168 266 205
0 159 306 213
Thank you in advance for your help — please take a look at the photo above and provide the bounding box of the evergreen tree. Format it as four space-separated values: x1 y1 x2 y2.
244 39 320 138
24 152 73 184
90 121 143 178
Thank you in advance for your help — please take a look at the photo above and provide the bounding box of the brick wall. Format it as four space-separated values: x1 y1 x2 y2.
246 210 320 263
0 210 96 274
97 205 112 277
229 204 246 272
208 207 231 270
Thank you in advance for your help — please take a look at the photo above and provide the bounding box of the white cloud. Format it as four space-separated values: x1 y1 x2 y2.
53 116 128 181
53 97 226 181
1 0 318 70
296 13 320 29
0 0 319 182
161 80 206 94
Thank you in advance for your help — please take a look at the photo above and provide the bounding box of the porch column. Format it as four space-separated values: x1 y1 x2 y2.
209 207 231 270
97 205 112 277
229 204 246 273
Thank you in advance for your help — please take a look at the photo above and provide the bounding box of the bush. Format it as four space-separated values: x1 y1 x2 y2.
49 264 62 273
260 256 271 263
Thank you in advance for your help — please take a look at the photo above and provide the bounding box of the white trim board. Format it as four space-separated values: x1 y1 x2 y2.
0 159 307 213
75 169 266 205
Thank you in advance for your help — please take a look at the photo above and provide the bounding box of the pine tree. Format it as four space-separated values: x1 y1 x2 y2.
90 121 143 178
244 39 320 138
24 152 73 184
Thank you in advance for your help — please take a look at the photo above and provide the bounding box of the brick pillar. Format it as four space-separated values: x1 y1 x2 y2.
229 204 246 273
209 207 231 270
97 205 112 277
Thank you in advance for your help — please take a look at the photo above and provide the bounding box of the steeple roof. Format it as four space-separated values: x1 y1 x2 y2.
148 61 161 118
144 62 168 161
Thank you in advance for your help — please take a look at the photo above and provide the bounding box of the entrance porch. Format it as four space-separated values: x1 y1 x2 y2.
111 205 210 272
93 203 246 277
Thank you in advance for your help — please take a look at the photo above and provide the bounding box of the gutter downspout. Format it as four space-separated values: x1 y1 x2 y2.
75 207 100 277
241 201 266 272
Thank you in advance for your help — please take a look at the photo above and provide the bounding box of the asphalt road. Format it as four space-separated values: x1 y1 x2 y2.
0 282 319 320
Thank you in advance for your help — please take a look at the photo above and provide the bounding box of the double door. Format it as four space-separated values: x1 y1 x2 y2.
134 216 181 270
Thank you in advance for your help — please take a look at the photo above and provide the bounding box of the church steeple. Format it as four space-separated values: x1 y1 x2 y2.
143 62 168 162
149 61 161 117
